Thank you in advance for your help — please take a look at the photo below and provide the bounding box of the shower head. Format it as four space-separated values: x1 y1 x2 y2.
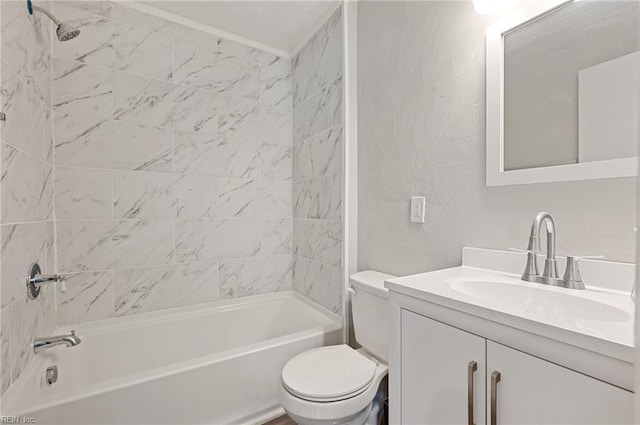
56 23 81 42
26 0 81 42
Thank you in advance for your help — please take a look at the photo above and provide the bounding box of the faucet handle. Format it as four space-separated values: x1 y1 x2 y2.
562 256 604 290
59 279 67 293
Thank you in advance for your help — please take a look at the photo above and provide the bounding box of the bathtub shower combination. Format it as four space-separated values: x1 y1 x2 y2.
2 294 342 424
0 0 346 423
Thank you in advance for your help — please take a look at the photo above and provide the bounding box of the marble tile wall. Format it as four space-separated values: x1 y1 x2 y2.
0 0 56 401
292 8 345 315
48 1 294 331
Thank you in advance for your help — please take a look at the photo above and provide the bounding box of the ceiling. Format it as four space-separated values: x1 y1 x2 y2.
141 1 339 55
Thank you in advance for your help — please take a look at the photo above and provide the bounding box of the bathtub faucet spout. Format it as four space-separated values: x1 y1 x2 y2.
34 330 81 353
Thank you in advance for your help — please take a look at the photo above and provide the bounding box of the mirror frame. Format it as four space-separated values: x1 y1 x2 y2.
485 0 639 187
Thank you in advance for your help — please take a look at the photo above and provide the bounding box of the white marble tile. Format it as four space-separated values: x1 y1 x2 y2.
55 167 112 220
0 306 11 396
330 173 343 221
113 171 176 219
292 8 342 105
114 72 218 134
293 85 333 143
52 58 113 118
332 78 343 125
217 38 277 65
219 255 292 299
54 112 173 171
262 144 292 180
175 218 261 262
56 219 174 273
218 178 291 218
293 219 342 267
175 174 218 218
114 262 219 316
293 255 342 315
1 144 53 223
44 108 53 164
52 3 173 81
45 221 55 273
0 222 47 308
175 42 260 99
294 175 333 220
58 1 112 18
173 130 261 178
260 57 292 108
57 271 115 325
1 0 51 105
0 60 48 160
218 95 292 147
293 125 343 181
9 288 55 382
261 218 292 256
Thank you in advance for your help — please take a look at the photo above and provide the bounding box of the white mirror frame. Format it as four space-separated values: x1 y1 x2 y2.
485 0 639 187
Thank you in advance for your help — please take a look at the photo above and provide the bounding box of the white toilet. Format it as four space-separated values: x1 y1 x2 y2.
278 270 395 425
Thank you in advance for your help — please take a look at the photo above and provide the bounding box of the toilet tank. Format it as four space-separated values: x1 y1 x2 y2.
350 271 396 362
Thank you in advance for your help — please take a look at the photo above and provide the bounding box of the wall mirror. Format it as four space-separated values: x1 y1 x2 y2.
486 0 639 186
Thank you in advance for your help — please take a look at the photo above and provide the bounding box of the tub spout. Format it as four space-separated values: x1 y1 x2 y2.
34 330 81 353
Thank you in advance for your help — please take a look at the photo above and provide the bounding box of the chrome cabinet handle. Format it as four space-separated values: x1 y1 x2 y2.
467 361 477 425
491 371 501 425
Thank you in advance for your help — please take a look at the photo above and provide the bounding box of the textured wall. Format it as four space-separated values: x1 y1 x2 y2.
0 0 57 402
357 1 637 277
47 0 294 328
292 8 344 315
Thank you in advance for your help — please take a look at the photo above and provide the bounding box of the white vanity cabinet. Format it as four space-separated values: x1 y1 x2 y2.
398 309 633 425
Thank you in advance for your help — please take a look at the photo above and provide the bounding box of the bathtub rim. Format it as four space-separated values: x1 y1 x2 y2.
3 291 343 417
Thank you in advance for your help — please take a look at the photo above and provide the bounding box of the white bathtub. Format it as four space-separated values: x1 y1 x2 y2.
2 292 342 424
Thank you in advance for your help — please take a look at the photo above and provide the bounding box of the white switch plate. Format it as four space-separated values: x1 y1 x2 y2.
410 197 425 223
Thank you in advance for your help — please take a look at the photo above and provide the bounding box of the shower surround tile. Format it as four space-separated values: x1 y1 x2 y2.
1 0 51 106
293 220 342 267
261 218 292 256
52 58 113 118
1 144 53 223
293 126 343 181
0 61 48 160
175 219 261 262
175 174 218 218
114 262 219 316
54 112 173 172
217 38 277 65
52 3 173 81
57 219 174 273
55 167 112 220
262 144 292 181
292 7 343 105
293 86 333 143
218 178 291 218
294 175 337 220
0 307 10 396
57 271 115 325
173 131 261 178
174 42 260 99
113 72 218 134
219 255 292 299
260 57 293 108
218 95 292 147
293 256 342 314
113 171 176 219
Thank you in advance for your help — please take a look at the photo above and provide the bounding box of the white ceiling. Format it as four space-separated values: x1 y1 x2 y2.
140 1 339 55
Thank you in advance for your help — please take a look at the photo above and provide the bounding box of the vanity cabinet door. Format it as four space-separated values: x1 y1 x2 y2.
401 310 486 425
486 341 633 425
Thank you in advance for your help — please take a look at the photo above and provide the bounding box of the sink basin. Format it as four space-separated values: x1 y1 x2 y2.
449 279 630 323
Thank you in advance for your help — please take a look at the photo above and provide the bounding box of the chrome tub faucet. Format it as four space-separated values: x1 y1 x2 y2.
34 330 81 353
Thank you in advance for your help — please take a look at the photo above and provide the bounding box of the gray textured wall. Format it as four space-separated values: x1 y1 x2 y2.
357 1 637 277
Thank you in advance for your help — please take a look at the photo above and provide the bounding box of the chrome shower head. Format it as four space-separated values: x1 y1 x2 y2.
56 23 81 42
27 1 81 42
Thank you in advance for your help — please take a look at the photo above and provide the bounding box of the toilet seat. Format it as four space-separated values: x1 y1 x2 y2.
282 345 377 402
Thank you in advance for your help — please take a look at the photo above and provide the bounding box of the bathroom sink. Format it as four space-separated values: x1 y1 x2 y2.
449 279 630 323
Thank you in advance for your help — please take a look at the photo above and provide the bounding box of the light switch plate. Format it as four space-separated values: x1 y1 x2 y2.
410 197 425 223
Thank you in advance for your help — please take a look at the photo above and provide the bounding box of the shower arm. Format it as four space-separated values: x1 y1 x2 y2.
30 5 61 26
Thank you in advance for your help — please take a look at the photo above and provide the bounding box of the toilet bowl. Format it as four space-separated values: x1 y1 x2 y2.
278 271 395 425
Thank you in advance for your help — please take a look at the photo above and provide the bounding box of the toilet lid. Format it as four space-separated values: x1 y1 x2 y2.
281 345 377 402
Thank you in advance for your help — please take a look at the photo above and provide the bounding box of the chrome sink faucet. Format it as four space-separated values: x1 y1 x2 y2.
34 330 81 353
522 212 562 286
